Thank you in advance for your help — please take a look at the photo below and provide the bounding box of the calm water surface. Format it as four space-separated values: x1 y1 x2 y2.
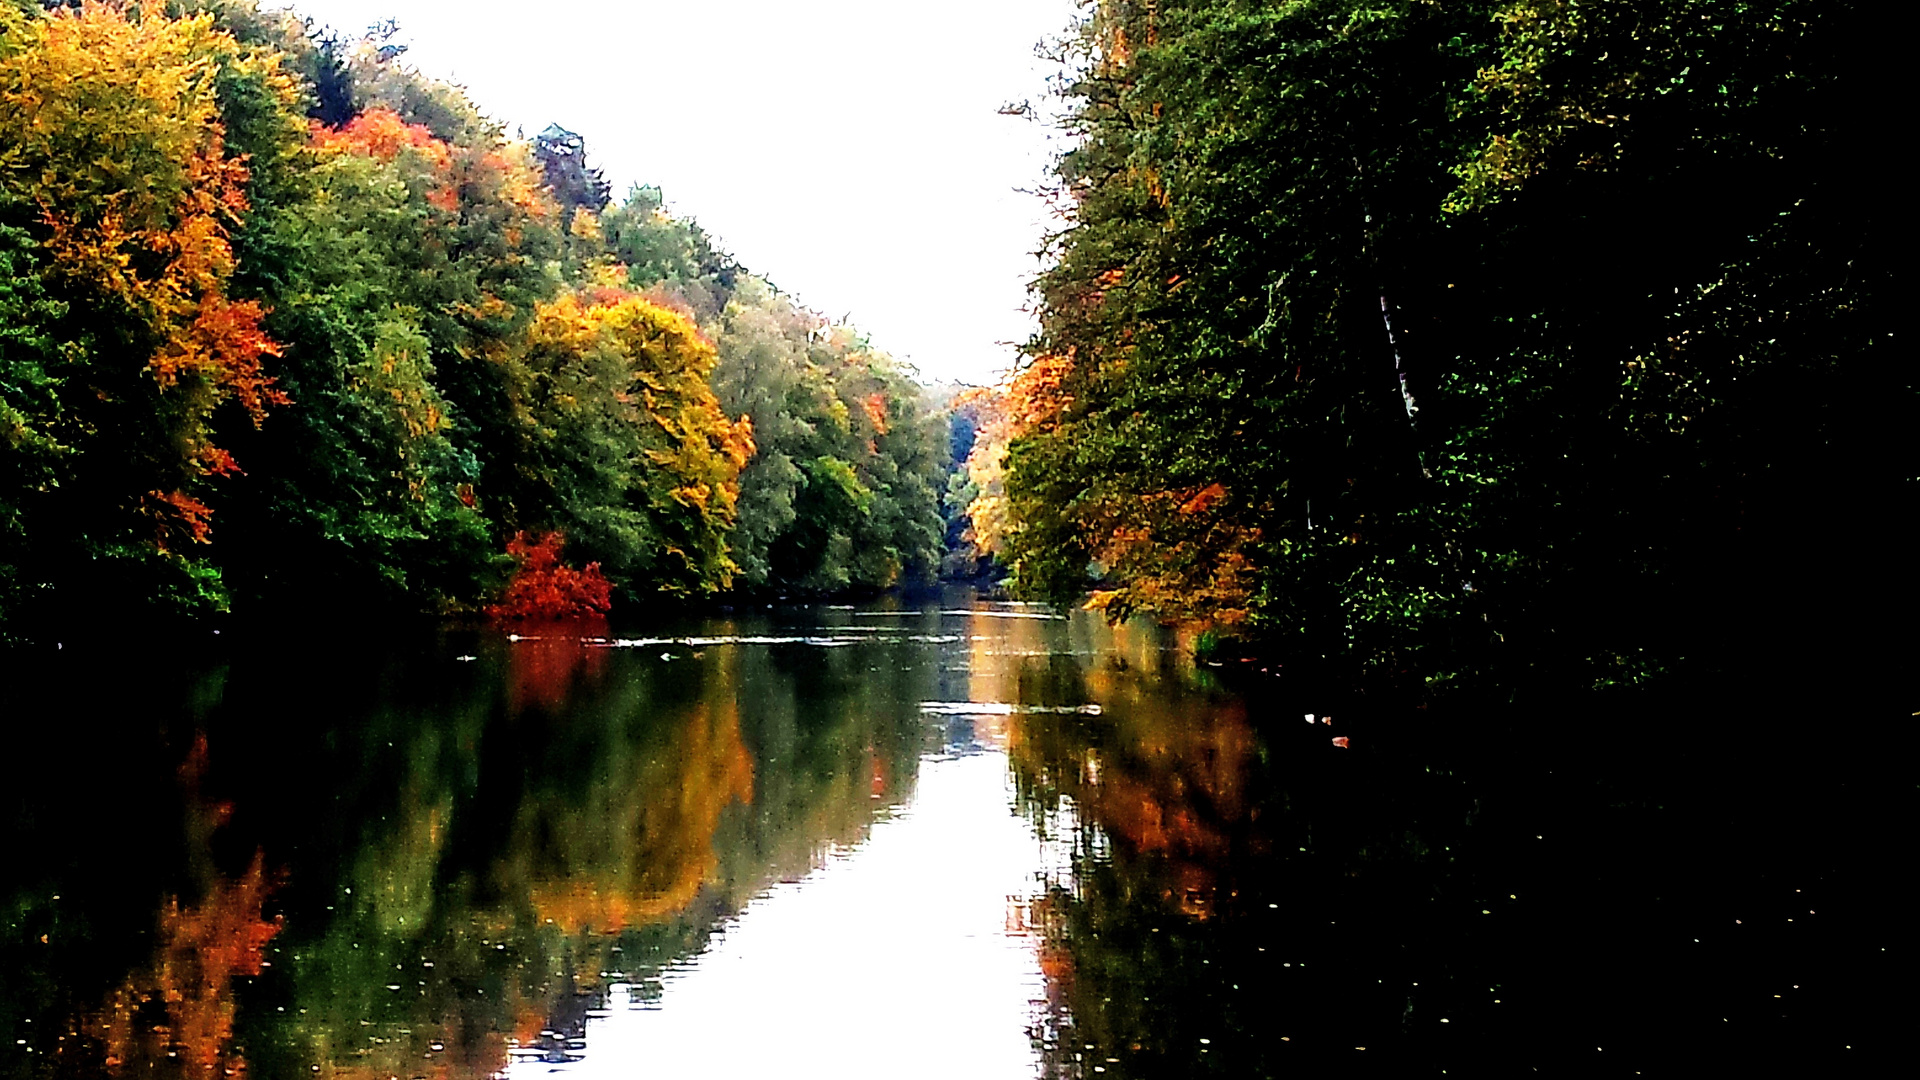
1 591 1895 1077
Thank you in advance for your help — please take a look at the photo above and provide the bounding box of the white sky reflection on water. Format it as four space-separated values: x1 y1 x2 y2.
507 751 1069 1079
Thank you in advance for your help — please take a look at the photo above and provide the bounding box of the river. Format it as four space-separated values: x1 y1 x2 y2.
0 590 1893 1077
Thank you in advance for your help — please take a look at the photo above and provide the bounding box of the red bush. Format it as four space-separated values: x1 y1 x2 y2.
487 531 612 621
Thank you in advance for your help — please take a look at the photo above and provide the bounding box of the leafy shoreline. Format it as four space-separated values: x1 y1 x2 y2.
986 0 1901 704
1 0 961 643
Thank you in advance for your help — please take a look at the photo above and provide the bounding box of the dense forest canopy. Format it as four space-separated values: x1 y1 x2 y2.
0 0 952 638
971 0 1902 701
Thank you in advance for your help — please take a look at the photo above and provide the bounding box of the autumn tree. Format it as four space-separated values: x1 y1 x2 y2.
0 0 305 621
1006 0 1896 697
600 184 742 324
628 221 948 596
487 530 612 620
516 291 753 599
0 0 954 632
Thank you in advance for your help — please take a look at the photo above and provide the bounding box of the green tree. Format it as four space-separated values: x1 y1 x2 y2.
1005 0 1897 698
0 219 69 636
214 111 497 611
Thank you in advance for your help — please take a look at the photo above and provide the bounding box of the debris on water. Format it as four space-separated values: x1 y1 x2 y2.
1305 713 1316 724
923 609 1066 620
609 634 861 648
1332 736 1351 748
917 701 1102 716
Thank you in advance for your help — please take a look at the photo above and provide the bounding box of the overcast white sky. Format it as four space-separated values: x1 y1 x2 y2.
278 0 1080 385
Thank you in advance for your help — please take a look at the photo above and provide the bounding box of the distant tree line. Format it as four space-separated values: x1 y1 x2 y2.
0 0 950 639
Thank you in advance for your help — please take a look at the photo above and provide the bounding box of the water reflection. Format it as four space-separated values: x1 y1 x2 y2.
516 751 1061 1080
0 594 1888 1077
2 596 1089 1078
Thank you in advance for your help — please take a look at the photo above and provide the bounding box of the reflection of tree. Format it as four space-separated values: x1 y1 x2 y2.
13 715 288 1080
1008 656 1270 1078
1045 703 1253 917
1009 616 1258 907
1004 622 1547 1078
13 626 945 1080
517 698 754 935
250 631 930 1078
241 641 761 1078
504 626 610 714
93 854 281 1079
711 641 931 884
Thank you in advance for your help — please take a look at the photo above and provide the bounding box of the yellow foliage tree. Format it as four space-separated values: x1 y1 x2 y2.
960 354 1073 560
0 0 302 548
517 291 754 595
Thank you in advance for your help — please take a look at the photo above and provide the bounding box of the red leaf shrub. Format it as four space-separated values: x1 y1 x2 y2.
487 531 612 621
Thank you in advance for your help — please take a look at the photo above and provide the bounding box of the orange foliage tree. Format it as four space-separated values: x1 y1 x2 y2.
956 355 1074 564
487 531 613 621
1003 346 1262 626
308 106 460 210
0 0 314 628
0 1 302 555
